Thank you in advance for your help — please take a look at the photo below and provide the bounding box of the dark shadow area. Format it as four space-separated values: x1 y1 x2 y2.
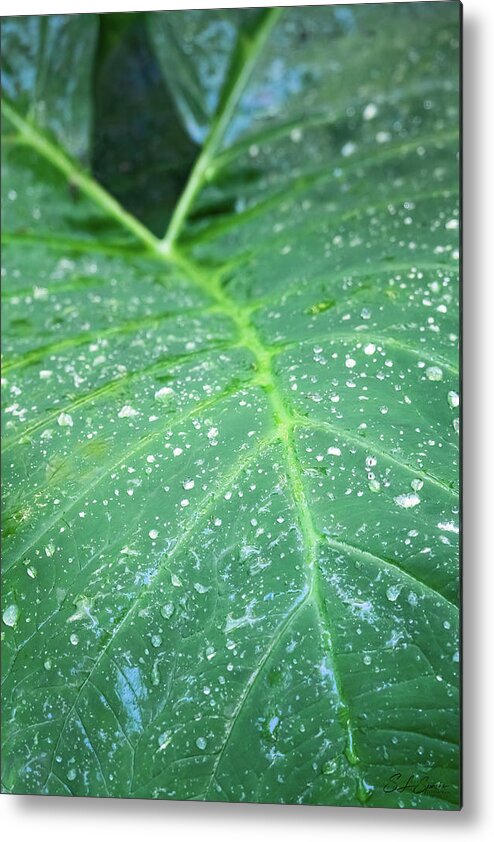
90 12 198 237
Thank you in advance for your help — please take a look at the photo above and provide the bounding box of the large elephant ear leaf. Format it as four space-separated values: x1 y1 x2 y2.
2 2 460 809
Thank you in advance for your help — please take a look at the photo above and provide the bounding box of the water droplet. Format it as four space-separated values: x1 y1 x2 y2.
368 478 381 493
151 634 162 648
118 405 138 418
154 386 174 400
438 521 459 534
57 412 73 427
268 716 280 735
196 737 207 751
345 358 356 369
207 427 219 446
322 759 338 775
26 566 37 579
194 582 209 594
411 479 423 492
2 604 19 627
363 343 376 355
341 141 356 157
149 529 158 540
161 603 175 620
394 493 421 508
363 103 378 120
183 479 195 490
363 654 372 665
425 366 443 381
44 658 52 671
386 585 402 602
67 768 77 781
70 633 79 645
448 390 459 408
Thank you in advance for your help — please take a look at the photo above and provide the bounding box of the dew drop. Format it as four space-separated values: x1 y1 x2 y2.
363 103 378 120
425 366 443 381
2 604 19 627
394 493 421 508
57 412 73 427
161 603 175 620
327 446 341 456
322 759 338 775
155 386 174 400
341 141 356 157
118 405 138 418
386 585 402 602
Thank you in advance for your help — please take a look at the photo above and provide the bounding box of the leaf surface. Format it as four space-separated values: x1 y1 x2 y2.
1 3 460 808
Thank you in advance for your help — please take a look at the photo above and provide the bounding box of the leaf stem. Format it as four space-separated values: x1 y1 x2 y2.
1 99 161 255
159 6 281 254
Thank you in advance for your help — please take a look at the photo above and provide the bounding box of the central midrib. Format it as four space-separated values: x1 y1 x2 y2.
168 248 367 800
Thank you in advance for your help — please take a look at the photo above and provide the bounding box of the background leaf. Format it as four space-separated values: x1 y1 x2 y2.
2 2 460 808
91 13 198 235
1 14 98 160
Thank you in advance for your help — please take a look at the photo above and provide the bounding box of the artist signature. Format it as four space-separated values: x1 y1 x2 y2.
383 771 449 796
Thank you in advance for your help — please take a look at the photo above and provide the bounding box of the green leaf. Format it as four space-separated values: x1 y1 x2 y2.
1 14 98 160
1 3 460 808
